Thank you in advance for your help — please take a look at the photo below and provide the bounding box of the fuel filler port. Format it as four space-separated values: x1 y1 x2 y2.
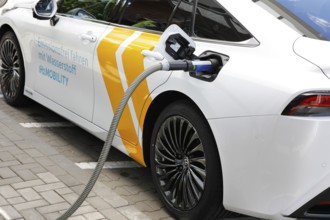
190 51 229 82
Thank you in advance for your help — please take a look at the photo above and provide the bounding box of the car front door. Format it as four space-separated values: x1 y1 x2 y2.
33 0 108 121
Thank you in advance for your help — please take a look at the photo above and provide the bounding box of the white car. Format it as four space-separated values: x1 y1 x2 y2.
1 0 330 219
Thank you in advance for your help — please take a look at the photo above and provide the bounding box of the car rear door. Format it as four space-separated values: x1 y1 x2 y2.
92 0 175 146
33 0 108 121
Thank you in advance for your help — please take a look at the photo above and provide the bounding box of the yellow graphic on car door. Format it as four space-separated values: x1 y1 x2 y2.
97 27 160 166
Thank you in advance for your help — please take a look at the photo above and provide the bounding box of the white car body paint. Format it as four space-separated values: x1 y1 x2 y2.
294 37 330 78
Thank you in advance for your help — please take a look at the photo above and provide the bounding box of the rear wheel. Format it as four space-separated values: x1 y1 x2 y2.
150 100 228 220
0 31 27 106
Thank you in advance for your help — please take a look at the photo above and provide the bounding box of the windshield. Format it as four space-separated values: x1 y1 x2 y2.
257 0 330 41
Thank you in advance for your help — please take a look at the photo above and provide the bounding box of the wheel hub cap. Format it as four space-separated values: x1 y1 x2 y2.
154 116 206 211
0 39 21 99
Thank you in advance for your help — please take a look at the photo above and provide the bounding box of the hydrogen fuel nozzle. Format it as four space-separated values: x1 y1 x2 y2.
143 24 221 73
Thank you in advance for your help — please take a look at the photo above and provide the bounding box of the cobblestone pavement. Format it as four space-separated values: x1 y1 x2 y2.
0 97 173 220
0 96 258 220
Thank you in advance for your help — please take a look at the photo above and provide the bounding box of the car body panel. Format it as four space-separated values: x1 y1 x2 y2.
209 115 330 219
294 36 330 79
152 39 330 119
33 16 107 121
96 27 161 165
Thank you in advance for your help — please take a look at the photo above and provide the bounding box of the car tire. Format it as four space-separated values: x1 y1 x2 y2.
0 31 27 106
150 100 228 220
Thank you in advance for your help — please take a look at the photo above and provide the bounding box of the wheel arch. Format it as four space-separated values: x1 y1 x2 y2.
142 91 219 167
0 24 29 106
0 24 24 66
143 91 232 219
0 24 26 65
0 24 14 39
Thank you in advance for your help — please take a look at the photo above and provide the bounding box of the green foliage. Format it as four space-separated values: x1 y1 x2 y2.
133 20 157 28
59 0 108 19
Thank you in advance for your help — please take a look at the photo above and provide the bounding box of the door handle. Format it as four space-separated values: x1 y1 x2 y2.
80 32 97 43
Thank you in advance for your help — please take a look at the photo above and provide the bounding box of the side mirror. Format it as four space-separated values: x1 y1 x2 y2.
33 0 59 25
0 0 8 8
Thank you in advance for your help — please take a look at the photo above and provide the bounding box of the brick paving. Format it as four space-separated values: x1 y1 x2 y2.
0 98 260 220
0 103 170 220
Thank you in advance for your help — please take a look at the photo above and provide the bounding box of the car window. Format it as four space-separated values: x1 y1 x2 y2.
113 0 252 42
193 0 252 41
57 0 109 20
105 0 176 31
167 0 194 35
59 0 252 42
256 0 330 41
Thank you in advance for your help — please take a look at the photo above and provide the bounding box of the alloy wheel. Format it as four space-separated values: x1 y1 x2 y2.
0 39 21 99
154 116 206 211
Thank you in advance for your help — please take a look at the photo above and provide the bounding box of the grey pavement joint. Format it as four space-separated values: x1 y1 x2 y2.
20 209 46 220
0 160 21 169
117 206 152 220
0 185 20 199
0 205 23 219
7 197 25 205
40 190 65 204
0 177 23 187
0 152 15 162
62 193 89 206
0 168 17 179
17 188 42 201
37 173 60 184
14 154 35 165
36 202 70 214
14 199 49 211
33 182 67 193
12 180 45 190
55 187 74 196
15 170 38 182
0 195 8 206
83 212 104 220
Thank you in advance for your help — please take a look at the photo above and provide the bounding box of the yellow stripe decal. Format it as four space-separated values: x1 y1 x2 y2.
97 28 144 165
97 28 160 166
122 32 160 131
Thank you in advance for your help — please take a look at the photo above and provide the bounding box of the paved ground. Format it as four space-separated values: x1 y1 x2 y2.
0 96 172 220
0 95 259 220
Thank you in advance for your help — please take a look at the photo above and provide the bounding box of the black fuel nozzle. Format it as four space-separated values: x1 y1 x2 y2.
165 34 195 60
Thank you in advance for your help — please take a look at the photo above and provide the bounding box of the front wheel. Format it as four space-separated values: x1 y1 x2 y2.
0 31 27 106
150 100 228 220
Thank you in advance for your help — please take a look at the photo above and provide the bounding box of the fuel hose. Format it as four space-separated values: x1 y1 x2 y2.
57 57 216 219
57 62 163 220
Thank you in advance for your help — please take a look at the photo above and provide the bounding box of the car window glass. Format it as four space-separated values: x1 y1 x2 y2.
193 0 252 41
102 0 128 23
109 0 175 31
256 0 330 41
167 0 194 34
58 0 252 42
167 0 252 42
57 0 109 21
